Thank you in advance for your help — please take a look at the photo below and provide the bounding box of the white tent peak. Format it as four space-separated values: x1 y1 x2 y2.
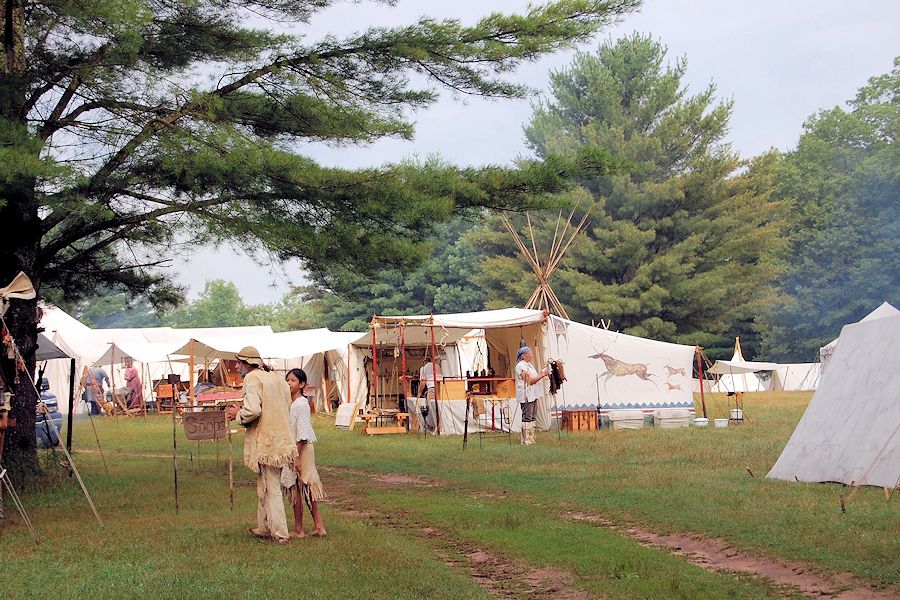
39 302 91 334
819 301 899 368
708 337 779 375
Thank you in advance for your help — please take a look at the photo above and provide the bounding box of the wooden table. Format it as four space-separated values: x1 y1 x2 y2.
360 411 409 435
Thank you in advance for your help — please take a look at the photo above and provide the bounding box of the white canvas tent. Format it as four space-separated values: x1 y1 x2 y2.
771 363 820 391
91 340 190 410
707 339 778 392
170 329 361 412
39 303 275 414
819 301 899 373
347 309 697 434
547 316 695 411
767 313 900 488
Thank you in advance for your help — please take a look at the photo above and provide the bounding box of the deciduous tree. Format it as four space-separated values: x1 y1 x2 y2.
760 58 900 361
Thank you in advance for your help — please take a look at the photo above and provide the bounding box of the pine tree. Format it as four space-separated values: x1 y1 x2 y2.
476 34 782 356
304 218 488 331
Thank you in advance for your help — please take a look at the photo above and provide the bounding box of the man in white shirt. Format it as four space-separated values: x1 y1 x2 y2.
418 357 442 431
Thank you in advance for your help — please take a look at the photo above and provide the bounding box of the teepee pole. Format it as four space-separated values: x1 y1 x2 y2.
526 213 543 272
503 217 542 274
548 209 573 266
547 211 591 276
550 210 564 261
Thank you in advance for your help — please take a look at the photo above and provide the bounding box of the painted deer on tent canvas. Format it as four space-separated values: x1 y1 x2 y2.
588 342 658 388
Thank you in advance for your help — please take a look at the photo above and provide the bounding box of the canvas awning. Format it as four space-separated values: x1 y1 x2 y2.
352 308 547 347
171 329 359 361
707 359 780 374
36 333 70 361
92 341 184 367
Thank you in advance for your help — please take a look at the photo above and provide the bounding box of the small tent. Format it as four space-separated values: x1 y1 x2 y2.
767 313 900 488
770 363 820 391
707 338 778 392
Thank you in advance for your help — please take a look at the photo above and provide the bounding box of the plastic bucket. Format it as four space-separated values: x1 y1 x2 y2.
693 417 709 427
730 409 744 420
714 418 728 428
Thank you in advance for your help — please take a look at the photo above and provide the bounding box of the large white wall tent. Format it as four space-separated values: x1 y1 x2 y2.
767 313 900 488
347 309 697 434
547 316 695 412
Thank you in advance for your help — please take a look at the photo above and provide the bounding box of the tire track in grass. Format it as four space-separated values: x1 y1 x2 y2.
322 466 898 600
323 468 594 599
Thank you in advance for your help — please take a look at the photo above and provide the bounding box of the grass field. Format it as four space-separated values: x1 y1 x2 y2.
1 392 897 599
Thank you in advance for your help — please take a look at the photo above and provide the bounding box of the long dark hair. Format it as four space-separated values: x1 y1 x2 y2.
286 368 307 386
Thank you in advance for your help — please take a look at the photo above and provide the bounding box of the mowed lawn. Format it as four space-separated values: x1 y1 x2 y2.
1 392 897 599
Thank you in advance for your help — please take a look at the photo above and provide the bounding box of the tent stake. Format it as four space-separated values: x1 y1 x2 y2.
227 412 234 510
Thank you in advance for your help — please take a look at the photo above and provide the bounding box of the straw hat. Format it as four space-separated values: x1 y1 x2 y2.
236 346 264 366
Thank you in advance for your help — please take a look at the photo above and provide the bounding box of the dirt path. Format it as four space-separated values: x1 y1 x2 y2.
322 468 595 599
563 512 898 600
321 466 898 600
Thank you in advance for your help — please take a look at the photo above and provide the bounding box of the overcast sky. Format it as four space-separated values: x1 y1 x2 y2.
167 0 900 304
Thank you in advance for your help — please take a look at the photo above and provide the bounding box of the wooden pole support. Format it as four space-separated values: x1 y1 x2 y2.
227 411 234 511
173 401 179 514
695 346 708 420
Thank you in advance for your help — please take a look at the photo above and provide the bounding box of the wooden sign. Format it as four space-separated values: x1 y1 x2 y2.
182 411 228 440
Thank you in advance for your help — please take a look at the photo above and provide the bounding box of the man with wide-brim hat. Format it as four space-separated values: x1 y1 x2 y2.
226 346 296 543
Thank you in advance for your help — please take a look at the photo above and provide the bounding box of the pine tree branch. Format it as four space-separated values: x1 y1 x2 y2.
23 42 110 120
40 195 234 262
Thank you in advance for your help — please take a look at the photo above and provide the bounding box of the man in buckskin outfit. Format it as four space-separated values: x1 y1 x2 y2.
225 346 296 543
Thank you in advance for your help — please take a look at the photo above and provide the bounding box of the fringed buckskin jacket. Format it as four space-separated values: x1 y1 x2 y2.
238 369 297 472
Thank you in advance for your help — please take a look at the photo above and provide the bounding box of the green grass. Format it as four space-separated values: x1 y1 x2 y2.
1 392 896 599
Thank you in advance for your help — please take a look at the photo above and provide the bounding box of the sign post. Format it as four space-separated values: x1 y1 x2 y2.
168 374 181 513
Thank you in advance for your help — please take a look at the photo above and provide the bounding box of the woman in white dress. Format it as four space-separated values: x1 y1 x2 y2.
283 368 327 538
515 346 549 445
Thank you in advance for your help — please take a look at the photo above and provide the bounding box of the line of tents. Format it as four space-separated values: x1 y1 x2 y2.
40 306 702 425
35 300 899 488
39 301 873 424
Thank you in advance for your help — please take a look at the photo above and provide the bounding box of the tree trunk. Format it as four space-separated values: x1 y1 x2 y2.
2 0 40 479
0 195 41 481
